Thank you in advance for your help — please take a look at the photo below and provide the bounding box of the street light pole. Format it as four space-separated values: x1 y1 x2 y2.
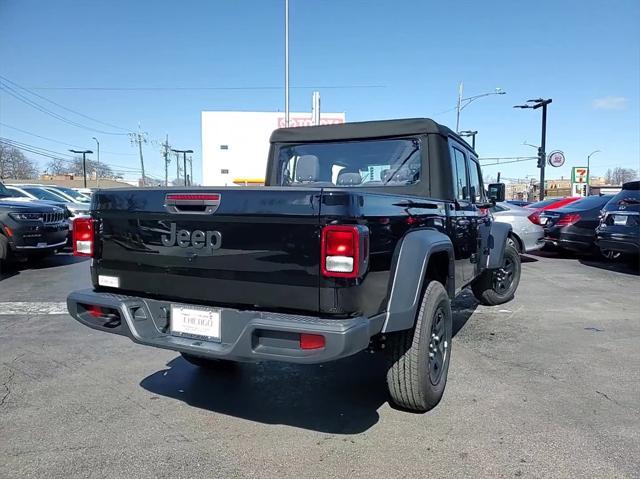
92 137 100 188
171 149 194 186
586 150 600 195
456 83 506 133
514 98 552 201
284 0 290 127
69 149 93 188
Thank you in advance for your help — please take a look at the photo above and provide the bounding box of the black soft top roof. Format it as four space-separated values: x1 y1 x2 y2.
270 118 462 144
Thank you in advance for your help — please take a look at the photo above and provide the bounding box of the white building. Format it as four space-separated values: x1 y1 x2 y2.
201 111 346 186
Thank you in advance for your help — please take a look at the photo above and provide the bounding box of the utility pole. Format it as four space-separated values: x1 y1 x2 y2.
586 150 600 195
162 135 171 186
188 155 193 186
91 137 100 187
284 0 290 127
514 98 552 200
129 124 148 187
69 149 93 188
311 91 321 125
175 151 181 184
171 149 193 187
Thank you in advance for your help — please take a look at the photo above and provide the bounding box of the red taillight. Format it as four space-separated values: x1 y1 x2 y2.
300 333 325 350
3 225 13 238
556 213 581 227
321 225 360 278
73 217 94 257
528 211 541 225
166 193 220 201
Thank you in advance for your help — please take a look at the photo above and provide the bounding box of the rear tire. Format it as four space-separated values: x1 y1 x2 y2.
472 243 521 306
385 280 452 412
180 353 236 371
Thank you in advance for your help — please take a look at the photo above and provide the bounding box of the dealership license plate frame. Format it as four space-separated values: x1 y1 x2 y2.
170 304 221 342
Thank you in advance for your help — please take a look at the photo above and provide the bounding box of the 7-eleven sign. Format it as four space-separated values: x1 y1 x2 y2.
572 167 589 184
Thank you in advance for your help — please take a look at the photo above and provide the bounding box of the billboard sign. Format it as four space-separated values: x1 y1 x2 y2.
277 116 345 128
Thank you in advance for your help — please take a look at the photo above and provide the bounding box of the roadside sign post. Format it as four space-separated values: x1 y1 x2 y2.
571 166 589 197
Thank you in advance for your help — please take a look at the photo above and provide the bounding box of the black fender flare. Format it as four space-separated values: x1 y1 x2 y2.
0 232 8 260
486 221 512 269
381 229 454 333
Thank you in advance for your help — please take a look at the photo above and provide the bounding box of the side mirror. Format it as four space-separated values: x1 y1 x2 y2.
487 183 505 203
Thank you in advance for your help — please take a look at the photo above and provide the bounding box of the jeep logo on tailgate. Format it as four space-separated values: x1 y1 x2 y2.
161 223 222 249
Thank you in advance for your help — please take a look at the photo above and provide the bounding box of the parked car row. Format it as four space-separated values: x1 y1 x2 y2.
498 181 639 261
0 182 92 274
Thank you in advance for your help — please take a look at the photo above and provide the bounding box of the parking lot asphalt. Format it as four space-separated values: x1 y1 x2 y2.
1 253 639 479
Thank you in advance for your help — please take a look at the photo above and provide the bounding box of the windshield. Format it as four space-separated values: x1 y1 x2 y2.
275 138 421 187
607 185 640 210
51 187 91 203
23 187 66 202
0 182 10 198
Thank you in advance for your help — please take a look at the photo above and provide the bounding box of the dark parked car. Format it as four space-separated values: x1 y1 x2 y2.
66 118 520 412
0 181 68 273
540 195 613 255
596 181 640 258
505 200 532 207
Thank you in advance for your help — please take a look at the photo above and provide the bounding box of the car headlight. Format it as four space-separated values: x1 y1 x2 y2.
8 212 43 221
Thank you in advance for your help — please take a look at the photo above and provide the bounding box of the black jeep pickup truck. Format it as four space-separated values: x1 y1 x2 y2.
0 180 68 273
67 118 520 412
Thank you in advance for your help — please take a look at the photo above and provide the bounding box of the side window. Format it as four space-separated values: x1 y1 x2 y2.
452 148 469 201
467 158 483 203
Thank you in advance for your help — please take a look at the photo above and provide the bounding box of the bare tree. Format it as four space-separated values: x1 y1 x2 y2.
604 168 613 185
0 145 40 179
46 157 114 179
611 167 638 185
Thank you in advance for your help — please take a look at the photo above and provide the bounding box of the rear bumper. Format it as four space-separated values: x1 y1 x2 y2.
596 233 640 255
67 289 382 364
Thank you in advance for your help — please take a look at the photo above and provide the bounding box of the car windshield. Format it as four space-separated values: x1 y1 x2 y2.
275 138 421 187
0 182 10 198
51 187 91 203
23 187 66 202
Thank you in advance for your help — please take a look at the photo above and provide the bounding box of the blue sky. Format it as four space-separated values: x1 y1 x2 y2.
1 0 638 184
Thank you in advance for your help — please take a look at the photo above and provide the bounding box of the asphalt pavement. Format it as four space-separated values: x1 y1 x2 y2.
1 252 639 478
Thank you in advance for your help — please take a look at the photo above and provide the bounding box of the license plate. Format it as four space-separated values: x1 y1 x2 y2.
37 242 47 247
171 305 221 341
613 215 627 226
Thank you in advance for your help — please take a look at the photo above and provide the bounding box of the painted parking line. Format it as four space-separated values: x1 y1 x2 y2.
0 302 68 315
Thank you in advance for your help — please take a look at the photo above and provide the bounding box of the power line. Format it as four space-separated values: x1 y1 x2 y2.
0 122 138 155
0 137 147 172
0 79 129 136
22 84 387 91
0 75 133 133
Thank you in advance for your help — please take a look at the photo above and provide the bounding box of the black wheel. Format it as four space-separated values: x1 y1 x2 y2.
386 280 452 412
472 243 521 306
180 353 236 371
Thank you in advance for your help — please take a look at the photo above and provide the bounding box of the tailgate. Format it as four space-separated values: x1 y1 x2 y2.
92 188 321 312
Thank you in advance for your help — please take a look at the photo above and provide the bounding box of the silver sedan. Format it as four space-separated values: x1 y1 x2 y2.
491 202 544 253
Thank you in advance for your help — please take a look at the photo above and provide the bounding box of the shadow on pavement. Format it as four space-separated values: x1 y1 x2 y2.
140 296 479 433
141 352 388 434
579 256 639 276
19 252 89 270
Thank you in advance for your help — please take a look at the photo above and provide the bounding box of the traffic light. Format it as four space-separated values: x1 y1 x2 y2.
537 147 545 168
